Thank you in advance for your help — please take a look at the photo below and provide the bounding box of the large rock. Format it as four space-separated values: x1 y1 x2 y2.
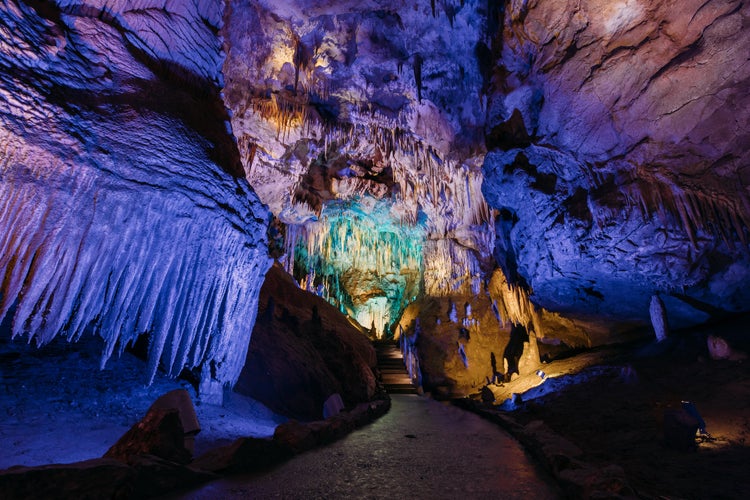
482 0 750 340
234 264 377 420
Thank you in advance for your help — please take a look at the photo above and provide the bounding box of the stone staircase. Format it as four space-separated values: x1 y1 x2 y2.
374 341 418 394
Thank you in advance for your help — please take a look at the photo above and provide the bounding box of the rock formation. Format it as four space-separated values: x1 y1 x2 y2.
234 264 377 420
221 0 497 340
2 0 749 400
482 0 750 339
0 0 271 386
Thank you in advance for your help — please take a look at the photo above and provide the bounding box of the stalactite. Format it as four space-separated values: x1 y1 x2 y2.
283 198 425 337
621 176 750 249
413 53 424 103
0 162 271 386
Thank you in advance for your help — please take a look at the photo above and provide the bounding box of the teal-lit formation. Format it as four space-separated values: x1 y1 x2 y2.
283 197 425 338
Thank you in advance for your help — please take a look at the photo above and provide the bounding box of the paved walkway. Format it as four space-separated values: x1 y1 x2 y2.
172 395 561 499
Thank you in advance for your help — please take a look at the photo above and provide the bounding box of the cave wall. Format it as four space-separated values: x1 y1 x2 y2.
483 0 750 339
0 0 271 385
6 0 745 400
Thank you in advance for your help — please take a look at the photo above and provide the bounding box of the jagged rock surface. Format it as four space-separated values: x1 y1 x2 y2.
483 0 750 337
0 0 271 385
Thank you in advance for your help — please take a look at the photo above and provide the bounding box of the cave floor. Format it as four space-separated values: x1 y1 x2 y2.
0 333 286 469
474 320 750 499
166 394 562 499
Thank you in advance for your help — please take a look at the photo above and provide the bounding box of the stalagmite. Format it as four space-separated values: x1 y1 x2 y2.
649 295 669 342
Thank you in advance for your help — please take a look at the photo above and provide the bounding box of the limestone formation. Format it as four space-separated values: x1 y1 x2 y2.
650 295 669 342
0 0 271 386
221 0 496 340
482 0 750 337
3 0 749 406
234 264 377 420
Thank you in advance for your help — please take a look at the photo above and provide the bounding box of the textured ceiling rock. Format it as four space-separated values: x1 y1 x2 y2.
0 0 271 385
483 0 750 333
222 0 498 335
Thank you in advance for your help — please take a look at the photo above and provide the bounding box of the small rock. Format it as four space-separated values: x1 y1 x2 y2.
707 335 746 361
149 389 200 454
323 393 345 419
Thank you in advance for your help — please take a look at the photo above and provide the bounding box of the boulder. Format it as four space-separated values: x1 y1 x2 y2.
234 264 377 420
104 408 191 465
148 389 201 454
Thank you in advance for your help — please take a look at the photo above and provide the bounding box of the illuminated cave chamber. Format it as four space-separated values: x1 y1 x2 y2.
283 198 425 338
223 0 750 397
223 0 503 347
216 0 591 399
4 0 747 409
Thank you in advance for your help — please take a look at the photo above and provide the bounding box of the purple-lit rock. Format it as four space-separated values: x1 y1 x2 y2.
0 0 271 385
483 0 750 337
221 0 496 331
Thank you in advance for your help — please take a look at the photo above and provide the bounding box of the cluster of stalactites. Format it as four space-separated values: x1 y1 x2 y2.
284 212 424 278
264 119 496 302
489 274 536 330
422 239 485 297
563 162 750 250
0 150 271 387
621 175 750 249
280 204 424 330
